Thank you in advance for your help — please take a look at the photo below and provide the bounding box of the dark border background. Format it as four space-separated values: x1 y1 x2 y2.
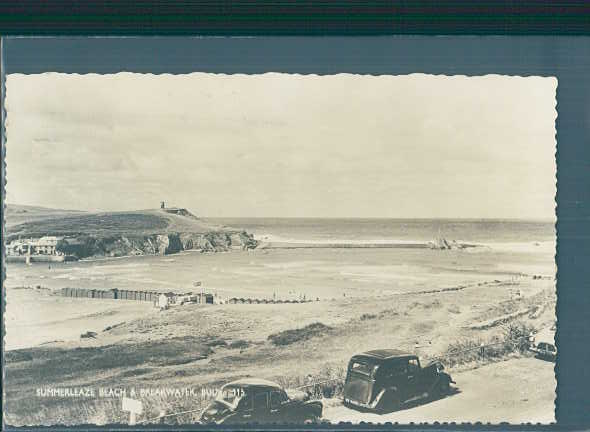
2 36 590 428
0 1 589 35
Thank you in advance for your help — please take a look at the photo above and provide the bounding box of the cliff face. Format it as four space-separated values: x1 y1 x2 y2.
56 231 258 259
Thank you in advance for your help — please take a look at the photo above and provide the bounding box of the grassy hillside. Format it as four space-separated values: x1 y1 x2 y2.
5 207 223 241
5 205 257 258
4 204 86 228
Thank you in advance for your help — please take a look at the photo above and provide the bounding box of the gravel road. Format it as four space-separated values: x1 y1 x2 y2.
323 357 555 424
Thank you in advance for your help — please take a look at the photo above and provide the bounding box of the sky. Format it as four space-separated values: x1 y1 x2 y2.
5 72 557 219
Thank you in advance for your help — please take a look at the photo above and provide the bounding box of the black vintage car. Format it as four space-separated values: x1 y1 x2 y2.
200 378 323 424
343 349 455 412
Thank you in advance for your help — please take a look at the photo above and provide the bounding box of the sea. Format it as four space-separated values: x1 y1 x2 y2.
214 218 556 244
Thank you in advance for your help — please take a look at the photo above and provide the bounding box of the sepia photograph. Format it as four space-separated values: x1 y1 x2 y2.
3 71 557 425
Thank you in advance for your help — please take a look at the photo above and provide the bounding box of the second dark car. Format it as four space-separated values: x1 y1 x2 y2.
200 378 323 424
343 349 455 412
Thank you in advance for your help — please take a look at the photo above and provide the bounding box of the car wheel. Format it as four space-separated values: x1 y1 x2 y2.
437 379 450 397
376 391 401 414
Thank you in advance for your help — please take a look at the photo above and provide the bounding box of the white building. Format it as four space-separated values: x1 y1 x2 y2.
7 236 62 256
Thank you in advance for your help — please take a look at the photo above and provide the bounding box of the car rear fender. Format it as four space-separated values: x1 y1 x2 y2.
427 372 453 394
442 372 456 384
302 400 323 417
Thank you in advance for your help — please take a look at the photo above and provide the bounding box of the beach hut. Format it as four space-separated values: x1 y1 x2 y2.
86 290 93 298
140 291 147 301
158 293 169 309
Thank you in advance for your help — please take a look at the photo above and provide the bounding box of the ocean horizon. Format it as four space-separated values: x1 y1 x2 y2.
211 217 556 244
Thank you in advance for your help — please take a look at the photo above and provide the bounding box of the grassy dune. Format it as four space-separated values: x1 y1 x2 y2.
4 276 555 426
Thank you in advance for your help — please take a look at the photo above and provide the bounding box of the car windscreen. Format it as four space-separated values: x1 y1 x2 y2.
349 361 378 377
538 343 556 352
216 386 247 410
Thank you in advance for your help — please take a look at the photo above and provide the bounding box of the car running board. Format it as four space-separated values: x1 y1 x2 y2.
405 392 429 403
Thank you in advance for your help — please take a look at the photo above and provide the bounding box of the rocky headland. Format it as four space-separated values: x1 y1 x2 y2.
6 205 258 260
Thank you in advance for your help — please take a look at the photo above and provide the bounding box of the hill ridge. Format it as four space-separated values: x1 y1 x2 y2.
5 205 257 259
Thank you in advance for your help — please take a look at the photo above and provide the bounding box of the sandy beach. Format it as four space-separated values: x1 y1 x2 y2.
5 236 554 350
4 235 556 425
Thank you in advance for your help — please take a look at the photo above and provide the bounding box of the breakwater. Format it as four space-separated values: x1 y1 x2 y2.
256 240 479 250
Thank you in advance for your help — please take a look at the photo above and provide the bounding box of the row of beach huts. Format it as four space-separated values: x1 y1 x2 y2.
226 297 315 304
58 287 317 306
59 287 214 304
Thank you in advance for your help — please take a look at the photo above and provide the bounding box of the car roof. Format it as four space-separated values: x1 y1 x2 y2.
223 378 283 391
352 349 415 362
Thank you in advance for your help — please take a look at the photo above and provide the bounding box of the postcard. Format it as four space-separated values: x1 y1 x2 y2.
3 67 557 425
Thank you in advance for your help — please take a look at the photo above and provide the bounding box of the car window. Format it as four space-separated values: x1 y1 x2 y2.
270 391 288 408
253 392 269 411
381 361 404 376
547 344 556 352
382 361 406 378
236 394 252 411
218 386 248 410
350 361 373 376
408 359 419 374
